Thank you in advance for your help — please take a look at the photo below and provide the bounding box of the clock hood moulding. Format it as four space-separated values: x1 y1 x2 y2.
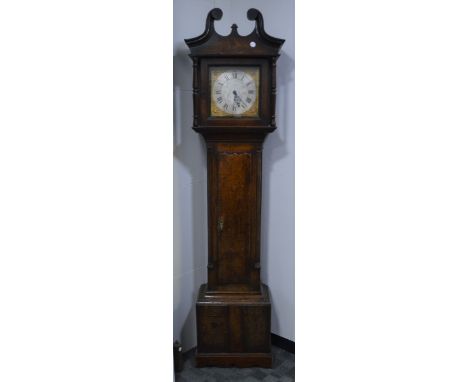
184 8 285 57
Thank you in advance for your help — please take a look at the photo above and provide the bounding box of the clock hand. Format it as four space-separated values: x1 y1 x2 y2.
232 90 247 108
232 90 241 106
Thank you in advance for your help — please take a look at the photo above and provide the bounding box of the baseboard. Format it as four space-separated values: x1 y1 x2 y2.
271 333 295 354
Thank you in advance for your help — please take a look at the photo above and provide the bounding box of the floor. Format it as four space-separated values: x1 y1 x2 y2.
175 346 295 382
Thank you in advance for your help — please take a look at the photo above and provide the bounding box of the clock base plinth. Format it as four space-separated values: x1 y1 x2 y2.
195 352 272 368
195 283 272 368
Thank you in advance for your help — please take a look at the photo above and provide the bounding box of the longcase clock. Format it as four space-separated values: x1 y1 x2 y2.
184 8 284 368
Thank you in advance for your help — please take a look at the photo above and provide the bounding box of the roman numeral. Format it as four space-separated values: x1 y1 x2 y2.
232 105 237 112
246 97 252 103
217 97 223 103
215 90 221 94
233 72 237 79
248 90 254 94
223 104 228 110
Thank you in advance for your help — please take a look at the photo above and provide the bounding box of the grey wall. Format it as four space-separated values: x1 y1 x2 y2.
173 0 295 351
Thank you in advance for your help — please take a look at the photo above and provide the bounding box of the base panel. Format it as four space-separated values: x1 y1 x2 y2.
196 283 272 368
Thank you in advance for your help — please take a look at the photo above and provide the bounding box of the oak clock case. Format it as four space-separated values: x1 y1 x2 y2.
185 8 284 368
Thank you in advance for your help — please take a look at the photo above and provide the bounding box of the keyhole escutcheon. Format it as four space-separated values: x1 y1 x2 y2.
217 217 224 233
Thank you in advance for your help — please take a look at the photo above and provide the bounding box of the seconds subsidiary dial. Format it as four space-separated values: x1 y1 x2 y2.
210 67 259 117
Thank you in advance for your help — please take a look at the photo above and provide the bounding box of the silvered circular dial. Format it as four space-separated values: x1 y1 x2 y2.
212 70 257 115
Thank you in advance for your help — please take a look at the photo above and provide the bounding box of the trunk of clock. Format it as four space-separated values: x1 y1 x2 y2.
206 141 262 292
195 134 272 368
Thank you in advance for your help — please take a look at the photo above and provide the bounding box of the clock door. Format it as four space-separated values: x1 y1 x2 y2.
208 143 261 293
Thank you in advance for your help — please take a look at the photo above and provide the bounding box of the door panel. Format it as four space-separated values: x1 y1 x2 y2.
217 151 252 287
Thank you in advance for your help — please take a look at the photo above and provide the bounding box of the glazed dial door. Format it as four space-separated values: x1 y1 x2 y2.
210 67 259 117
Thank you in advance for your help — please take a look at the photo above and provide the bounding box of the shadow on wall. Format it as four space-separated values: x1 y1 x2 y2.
173 42 207 351
261 51 295 335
